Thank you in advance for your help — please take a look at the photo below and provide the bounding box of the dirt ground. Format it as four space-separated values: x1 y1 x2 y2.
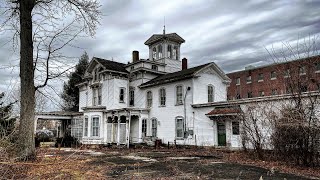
0 146 319 179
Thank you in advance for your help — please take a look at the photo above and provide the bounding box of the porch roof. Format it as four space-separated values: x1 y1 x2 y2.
206 107 241 117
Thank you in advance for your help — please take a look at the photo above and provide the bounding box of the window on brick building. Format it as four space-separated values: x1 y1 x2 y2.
259 91 264 97
236 77 240 85
284 69 290 78
270 71 276 79
300 85 307 92
258 73 264 81
247 92 253 98
236 93 241 99
246 76 252 83
299 66 306 75
271 89 278 95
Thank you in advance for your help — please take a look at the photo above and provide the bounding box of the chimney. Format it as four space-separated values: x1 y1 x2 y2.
132 50 139 62
182 57 188 70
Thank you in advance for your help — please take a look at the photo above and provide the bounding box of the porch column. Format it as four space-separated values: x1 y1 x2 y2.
126 112 131 148
117 112 120 146
111 116 115 143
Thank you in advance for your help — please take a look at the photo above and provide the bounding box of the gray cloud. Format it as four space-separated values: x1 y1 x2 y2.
0 0 319 110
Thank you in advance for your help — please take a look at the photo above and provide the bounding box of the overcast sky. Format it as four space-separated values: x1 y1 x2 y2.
0 0 320 110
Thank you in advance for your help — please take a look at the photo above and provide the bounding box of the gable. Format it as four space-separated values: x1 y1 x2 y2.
194 63 231 84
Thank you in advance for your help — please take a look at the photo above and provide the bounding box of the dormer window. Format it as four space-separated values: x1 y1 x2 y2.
158 45 163 59
152 65 158 71
152 47 157 60
167 45 172 58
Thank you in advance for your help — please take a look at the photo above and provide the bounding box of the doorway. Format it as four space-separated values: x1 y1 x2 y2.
217 121 226 146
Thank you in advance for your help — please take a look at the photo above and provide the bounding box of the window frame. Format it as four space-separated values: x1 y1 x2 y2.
208 85 214 102
236 77 240 85
151 65 158 71
159 88 166 106
315 62 320 72
158 44 163 59
247 91 253 98
91 116 100 137
270 71 277 79
142 119 147 137
167 45 172 58
146 91 153 108
175 116 184 139
129 87 135 106
152 47 157 60
258 73 264 82
151 118 157 137
246 75 252 84
83 116 88 137
176 85 183 105
119 87 125 103
299 66 306 75
232 121 240 135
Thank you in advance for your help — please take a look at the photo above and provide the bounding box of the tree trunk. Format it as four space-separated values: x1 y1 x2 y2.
18 0 36 160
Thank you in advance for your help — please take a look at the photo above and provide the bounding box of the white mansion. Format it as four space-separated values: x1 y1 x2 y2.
69 31 245 147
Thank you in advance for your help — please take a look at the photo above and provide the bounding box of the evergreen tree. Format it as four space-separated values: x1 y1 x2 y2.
62 52 89 112
0 92 16 138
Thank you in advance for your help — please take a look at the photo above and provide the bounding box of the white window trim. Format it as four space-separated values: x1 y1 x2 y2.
83 116 89 137
91 116 100 137
159 88 166 107
208 84 214 103
119 87 125 103
175 85 184 106
175 116 184 139
146 91 153 108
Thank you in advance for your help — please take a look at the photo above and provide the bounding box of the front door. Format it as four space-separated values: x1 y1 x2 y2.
217 121 226 146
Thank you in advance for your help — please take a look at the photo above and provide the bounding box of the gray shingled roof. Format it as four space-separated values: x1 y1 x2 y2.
144 33 185 45
94 57 128 73
139 63 210 88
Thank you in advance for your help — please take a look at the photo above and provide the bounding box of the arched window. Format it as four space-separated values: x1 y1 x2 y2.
152 47 157 60
146 91 152 107
142 119 147 137
208 85 214 102
159 88 166 106
151 118 157 137
176 85 183 105
158 45 163 59
175 116 184 138
167 45 172 58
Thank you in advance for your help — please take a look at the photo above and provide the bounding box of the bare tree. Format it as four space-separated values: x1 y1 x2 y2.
0 0 101 160
266 37 320 166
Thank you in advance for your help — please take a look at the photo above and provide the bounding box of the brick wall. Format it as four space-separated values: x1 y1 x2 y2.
227 56 320 100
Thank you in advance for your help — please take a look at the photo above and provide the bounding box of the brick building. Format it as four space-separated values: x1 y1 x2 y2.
227 56 320 100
